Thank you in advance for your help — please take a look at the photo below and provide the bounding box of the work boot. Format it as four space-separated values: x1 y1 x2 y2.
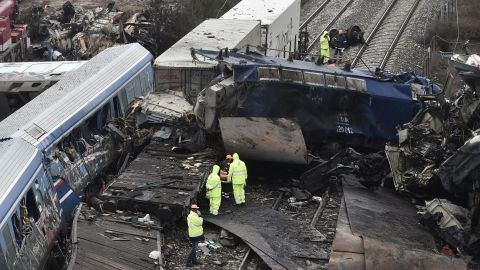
186 262 194 267
194 260 203 265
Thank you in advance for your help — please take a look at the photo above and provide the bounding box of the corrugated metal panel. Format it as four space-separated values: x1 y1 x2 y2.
0 61 86 82
221 0 298 25
154 19 260 68
0 138 41 223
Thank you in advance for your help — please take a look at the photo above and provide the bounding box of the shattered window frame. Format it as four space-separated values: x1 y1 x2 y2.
304 72 326 86
257 67 280 81
282 69 304 84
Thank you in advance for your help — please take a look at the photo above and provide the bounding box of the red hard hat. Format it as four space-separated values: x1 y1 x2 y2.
191 204 200 209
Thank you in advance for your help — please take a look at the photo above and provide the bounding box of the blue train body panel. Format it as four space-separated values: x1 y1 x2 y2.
195 49 440 148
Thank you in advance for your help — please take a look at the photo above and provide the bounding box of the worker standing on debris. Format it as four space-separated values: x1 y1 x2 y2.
220 154 233 181
228 153 247 205
186 204 204 267
320 31 330 64
206 165 222 215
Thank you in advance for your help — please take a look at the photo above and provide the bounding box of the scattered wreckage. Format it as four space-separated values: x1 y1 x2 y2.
383 52 480 264
31 1 156 59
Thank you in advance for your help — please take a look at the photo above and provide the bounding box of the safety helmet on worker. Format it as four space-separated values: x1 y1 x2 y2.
191 204 200 209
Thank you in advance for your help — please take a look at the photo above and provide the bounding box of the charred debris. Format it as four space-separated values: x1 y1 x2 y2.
29 1 159 60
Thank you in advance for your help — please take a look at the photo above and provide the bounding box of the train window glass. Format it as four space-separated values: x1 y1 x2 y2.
324 74 337 88
336 76 347 89
282 69 304 84
0 245 7 270
347 78 367 92
257 67 280 81
26 189 40 222
2 225 16 265
304 72 325 86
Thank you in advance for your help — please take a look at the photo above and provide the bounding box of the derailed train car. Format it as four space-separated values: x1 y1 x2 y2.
194 50 440 164
0 43 154 270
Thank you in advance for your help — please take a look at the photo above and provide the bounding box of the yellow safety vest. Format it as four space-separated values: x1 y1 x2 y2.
228 160 247 185
187 211 203 237
206 165 221 197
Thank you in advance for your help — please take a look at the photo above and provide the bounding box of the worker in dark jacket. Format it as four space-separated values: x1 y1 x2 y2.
331 29 348 63
219 154 233 181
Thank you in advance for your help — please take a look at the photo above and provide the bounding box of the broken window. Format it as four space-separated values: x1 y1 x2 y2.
347 78 367 92
26 189 40 222
11 212 23 247
113 96 122 118
282 69 304 84
258 67 280 81
304 72 325 86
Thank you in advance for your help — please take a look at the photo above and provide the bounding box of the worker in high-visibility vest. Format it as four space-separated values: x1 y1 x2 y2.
227 153 247 205
206 165 221 215
320 31 330 64
186 204 204 267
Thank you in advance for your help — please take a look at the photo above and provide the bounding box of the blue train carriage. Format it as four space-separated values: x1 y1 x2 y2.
0 138 61 270
0 43 154 269
29 43 154 220
193 49 441 163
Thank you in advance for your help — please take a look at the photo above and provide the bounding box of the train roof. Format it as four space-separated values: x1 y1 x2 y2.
220 0 299 25
153 19 260 69
195 49 440 99
0 61 86 82
0 138 42 225
0 43 153 147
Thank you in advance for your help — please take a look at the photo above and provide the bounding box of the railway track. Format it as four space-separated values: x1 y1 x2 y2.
351 0 422 69
306 0 355 53
300 0 355 54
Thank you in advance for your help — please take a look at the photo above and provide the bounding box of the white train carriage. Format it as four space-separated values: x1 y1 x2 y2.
153 19 261 103
220 0 301 58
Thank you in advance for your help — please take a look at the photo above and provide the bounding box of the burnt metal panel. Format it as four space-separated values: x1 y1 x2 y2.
219 117 308 164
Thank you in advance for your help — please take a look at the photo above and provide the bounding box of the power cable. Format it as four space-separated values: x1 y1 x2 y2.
216 0 229 18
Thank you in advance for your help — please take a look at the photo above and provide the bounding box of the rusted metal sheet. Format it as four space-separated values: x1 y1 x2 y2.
219 117 308 164
329 178 469 269
363 237 467 270
342 179 436 250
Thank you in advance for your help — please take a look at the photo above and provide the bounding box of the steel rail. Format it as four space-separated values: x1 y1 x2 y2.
379 0 422 69
300 0 332 30
351 0 398 68
306 0 355 53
